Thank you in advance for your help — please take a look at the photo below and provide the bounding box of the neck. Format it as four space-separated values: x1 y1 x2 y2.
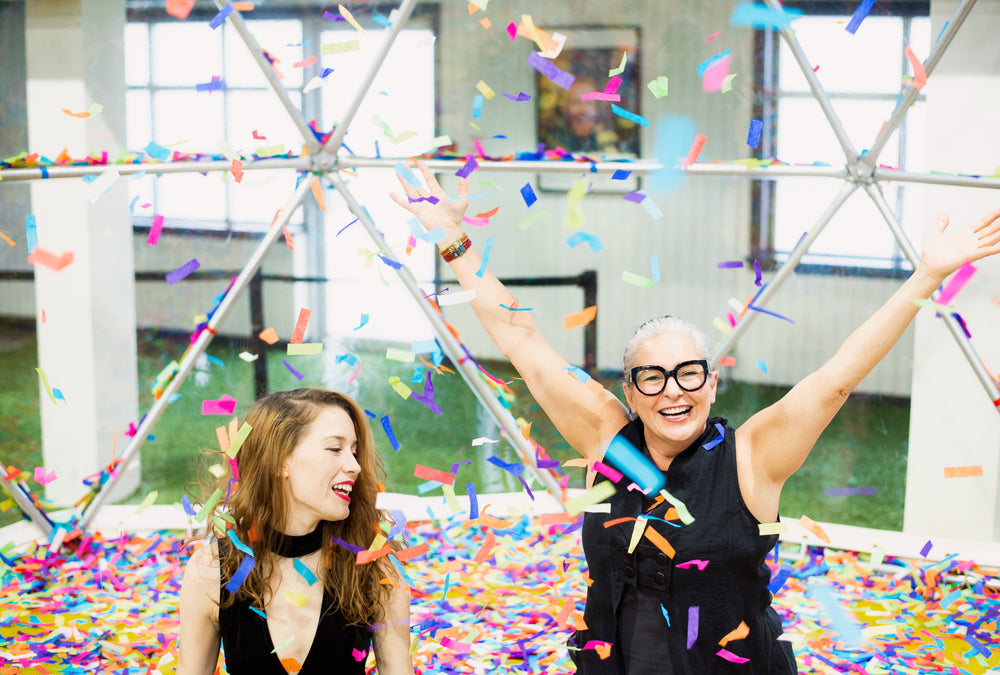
272 522 324 558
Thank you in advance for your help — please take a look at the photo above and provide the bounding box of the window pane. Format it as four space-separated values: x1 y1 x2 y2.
124 23 150 87
320 29 437 157
226 89 304 156
154 173 227 222
776 98 899 166
126 90 151 150
228 169 304 226
907 17 931 76
152 90 224 150
150 22 223 86
778 16 903 94
224 19 304 89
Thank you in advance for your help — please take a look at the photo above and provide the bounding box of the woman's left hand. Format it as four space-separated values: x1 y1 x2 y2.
921 208 1000 282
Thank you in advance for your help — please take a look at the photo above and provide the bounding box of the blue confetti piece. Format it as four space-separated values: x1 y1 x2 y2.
210 3 233 29
144 141 171 161
767 566 792 594
25 215 37 253
472 93 484 119
195 78 227 92
249 606 267 620
227 529 254 557
394 162 422 190
520 182 537 207
661 604 671 627
747 303 795 324
487 455 524 477
372 12 391 27
282 360 304 381
651 115 696 193
417 480 442 494
611 169 632 180
181 494 197 516
51 388 66 402
702 422 725 450
696 49 731 78
377 254 404 270
294 557 318 584
475 237 492 278
747 118 763 148
845 0 876 34
466 482 478 519
320 67 335 78
610 104 649 127
499 303 533 311
729 2 802 29
562 365 591 385
380 414 400 451
355 313 369 330
336 352 358 367
565 231 604 252
224 554 255 594
410 366 424 383
650 250 660 284
604 435 665 494
756 358 767 374
808 582 863 648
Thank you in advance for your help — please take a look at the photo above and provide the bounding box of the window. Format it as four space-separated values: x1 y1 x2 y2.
753 2 930 276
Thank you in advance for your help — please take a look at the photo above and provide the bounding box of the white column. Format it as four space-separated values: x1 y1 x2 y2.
25 0 140 506
904 0 1000 541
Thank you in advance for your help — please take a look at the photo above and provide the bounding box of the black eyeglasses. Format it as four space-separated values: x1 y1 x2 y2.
629 360 710 396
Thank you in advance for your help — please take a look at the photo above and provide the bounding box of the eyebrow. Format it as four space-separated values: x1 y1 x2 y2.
321 435 356 445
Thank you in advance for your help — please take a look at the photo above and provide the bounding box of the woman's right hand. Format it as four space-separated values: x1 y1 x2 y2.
388 159 470 248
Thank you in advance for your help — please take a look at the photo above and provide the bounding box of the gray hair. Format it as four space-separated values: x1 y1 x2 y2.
622 316 712 379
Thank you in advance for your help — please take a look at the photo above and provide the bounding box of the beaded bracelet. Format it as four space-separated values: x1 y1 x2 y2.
440 234 471 262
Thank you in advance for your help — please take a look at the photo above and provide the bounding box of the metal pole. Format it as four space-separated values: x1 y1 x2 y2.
872 167 1000 190
215 0 320 155
79 179 314 530
0 156 312 182
862 182 1000 407
326 172 567 507
320 0 420 155
249 270 269 399
712 181 859 364
861 0 978 172
0 464 55 537
763 0 860 168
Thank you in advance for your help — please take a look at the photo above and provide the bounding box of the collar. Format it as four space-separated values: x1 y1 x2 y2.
272 523 324 558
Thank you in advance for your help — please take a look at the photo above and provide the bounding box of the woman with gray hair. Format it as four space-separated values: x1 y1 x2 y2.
391 160 1000 674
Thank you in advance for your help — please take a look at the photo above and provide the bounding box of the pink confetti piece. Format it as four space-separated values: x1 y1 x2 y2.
34 466 57 485
147 214 164 246
936 261 976 305
717 648 750 664
202 395 237 415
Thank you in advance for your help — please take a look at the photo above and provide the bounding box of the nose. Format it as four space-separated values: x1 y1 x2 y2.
344 452 361 477
662 374 685 397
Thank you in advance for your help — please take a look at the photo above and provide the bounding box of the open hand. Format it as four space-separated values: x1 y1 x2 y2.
388 160 469 243
921 208 1000 282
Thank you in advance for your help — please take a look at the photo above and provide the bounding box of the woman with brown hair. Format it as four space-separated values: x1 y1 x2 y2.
390 160 1000 673
178 388 413 674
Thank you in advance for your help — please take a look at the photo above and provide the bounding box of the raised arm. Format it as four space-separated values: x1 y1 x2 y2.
389 161 628 460
738 208 1000 493
177 542 222 675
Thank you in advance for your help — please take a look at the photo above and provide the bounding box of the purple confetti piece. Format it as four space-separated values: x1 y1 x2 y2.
209 3 233 29
224 554 255 593
282 359 304 380
450 459 472 474
502 92 531 101
747 302 795 324
455 155 478 179
747 119 763 148
717 260 744 269
181 494 197 516
166 258 200 285
687 606 699 648
526 51 575 90
919 540 933 558
195 77 226 92
623 190 646 203
322 10 345 21
754 259 762 286
823 487 878 497
520 182 537 207
331 536 363 554
410 371 443 415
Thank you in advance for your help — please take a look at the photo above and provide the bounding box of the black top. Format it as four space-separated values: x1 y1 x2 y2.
217 538 372 674
571 417 797 674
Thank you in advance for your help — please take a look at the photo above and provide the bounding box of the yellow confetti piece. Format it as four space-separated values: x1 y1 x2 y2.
442 484 462 513
226 422 252 459
385 347 415 362
627 516 647 554
476 80 495 99
564 482 615 514
758 522 788 536
369 534 387 551
284 589 308 607
194 488 223 523
35 367 58 404
207 463 226 478
388 376 412 399
621 271 655 288
609 50 628 77
647 76 669 98
287 342 323 356
338 3 366 32
321 39 361 55
659 488 694 524
134 490 158 515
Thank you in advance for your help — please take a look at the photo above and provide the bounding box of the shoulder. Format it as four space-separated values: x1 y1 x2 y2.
181 539 220 614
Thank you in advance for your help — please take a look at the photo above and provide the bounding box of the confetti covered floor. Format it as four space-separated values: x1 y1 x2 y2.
2 512 998 675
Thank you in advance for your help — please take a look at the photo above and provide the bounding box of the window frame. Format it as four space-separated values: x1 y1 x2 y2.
750 0 931 280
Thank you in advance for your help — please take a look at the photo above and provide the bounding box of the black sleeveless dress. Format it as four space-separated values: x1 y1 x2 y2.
571 417 797 674
217 538 372 674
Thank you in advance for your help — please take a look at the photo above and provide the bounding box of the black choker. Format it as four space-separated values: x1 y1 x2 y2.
273 523 324 558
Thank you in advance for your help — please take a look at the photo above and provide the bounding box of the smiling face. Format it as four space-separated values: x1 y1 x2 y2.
282 405 361 535
622 330 718 458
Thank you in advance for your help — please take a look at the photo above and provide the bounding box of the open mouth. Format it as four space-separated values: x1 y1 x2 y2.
332 485 352 502
658 406 692 420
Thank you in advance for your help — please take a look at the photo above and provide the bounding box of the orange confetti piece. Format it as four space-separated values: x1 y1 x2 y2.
571 611 588 630
473 531 497 564
719 356 737 367
478 513 514 529
480 17 492 28
357 544 391 564
414 464 456 486
165 0 195 19
468 2 479 14
232 2 254 10
563 305 597 330
293 55 318 68
475 206 500 219
643 527 675 559
394 542 429 561
279 657 301 674
718 620 749 646
310 176 326 211
799 514 831 543
0 232 15 246
553 600 574 628
539 512 580 526
289 308 311 344
258 327 279 344
943 465 983 478
60 108 90 118
27 247 74 271
683 133 707 168
230 158 243 183
282 223 294 250
594 642 612 660
903 46 927 91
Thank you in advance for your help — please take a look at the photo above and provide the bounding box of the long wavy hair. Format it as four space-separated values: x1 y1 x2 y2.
193 388 400 627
